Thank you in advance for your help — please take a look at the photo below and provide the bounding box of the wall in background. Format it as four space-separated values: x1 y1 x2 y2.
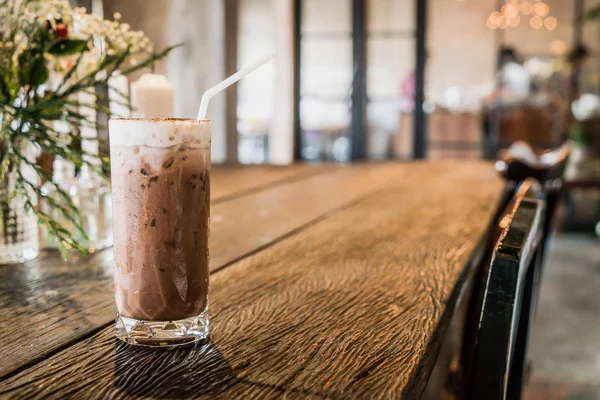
427 0 497 107
503 0 573 56
103 0 171 79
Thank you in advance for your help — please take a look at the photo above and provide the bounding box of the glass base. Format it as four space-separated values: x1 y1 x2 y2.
116 310 209 347
0 245 39 265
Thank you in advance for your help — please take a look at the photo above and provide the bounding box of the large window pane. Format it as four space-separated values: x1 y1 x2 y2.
300 37 352 162
366 38 414 159
300 98 351 162
238 0 275 164
367 0 414 32
300 0 352 162
367 38 414 99
302 0 351 34
301 39 353 98
366 0 415 160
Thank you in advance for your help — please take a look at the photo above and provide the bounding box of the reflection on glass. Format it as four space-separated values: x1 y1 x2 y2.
300 0 352 162
300 98 351 161
301 39 353 98
238 0 275 164
367 38 414 101
366 0 415 160
367 100 402 159
368 0 414 32
302 0 351 34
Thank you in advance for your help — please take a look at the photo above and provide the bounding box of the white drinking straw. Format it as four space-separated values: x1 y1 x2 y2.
196 51 277 120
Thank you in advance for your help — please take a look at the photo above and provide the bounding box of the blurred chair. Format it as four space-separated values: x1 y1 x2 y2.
458 143 570 399
465 179 545 400
483 106 565 159
393 109 482 160
496 140 571 264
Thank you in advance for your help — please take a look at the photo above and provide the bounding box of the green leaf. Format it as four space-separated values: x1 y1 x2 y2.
34 94 66 120
568 123 588 145
48 39 88 56
18 50 48 87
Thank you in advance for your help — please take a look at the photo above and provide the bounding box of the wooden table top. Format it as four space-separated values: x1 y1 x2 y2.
0 162 504 399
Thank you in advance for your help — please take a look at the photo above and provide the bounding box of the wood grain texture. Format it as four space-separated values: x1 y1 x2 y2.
0 164 398 378
1 162 504 399
210 164 326 202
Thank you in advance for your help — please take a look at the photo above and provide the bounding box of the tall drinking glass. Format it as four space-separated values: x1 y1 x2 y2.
109 118 211 346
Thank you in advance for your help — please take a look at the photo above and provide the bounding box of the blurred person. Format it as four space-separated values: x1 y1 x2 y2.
498 46 531 100
481 47 533 158
401 69 416 111
483 46 531 105
400 51 428 111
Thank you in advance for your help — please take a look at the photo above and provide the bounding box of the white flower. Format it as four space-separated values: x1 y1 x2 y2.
5 0 158 81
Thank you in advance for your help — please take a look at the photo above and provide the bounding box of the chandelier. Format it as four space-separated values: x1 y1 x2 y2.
487 0 557 31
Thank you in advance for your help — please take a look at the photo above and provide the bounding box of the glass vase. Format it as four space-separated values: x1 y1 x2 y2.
0 168 40 264
70 164 113 252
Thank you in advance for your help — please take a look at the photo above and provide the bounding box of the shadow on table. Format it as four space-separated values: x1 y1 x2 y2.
112 338 332 399
113 338 239 399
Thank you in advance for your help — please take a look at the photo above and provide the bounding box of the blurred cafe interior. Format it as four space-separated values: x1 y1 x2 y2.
90 1 594 167
101 0 600 395
2 0 600 398
95 0 600 226
99 0 599 397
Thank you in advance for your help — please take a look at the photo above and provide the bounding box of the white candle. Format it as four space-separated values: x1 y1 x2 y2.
130 74 175 118
108 72 130 118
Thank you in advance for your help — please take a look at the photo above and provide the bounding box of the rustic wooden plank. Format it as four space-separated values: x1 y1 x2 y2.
0 163 401 379
0 162 504 399
210 163 326 202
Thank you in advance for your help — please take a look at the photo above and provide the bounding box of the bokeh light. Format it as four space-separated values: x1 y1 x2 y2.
519 1 533 15
533 2 549 17
502 3 519 18
498 15 509 29
509 15 521 27
544 16 557 30
550 40 568 56
487 0 554 30
490 11 502 25
530 15 543 29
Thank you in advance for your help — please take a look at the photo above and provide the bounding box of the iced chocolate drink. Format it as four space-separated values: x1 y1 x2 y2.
109 118 210 346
